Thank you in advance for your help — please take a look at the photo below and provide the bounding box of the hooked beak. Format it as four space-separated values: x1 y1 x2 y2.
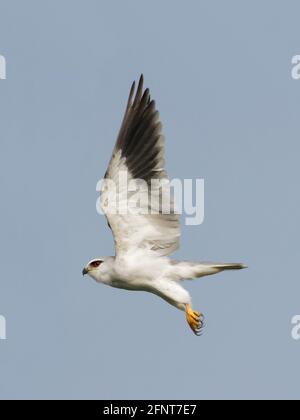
82 267 88 276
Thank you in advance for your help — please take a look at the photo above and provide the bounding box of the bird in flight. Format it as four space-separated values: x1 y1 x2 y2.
83 75 246 335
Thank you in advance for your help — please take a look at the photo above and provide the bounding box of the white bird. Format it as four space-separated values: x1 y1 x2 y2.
83 75 246 335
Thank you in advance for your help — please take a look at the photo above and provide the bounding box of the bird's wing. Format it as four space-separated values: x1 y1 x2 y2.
100 75 180 257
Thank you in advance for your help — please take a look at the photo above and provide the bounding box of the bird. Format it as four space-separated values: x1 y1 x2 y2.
82 75 246 335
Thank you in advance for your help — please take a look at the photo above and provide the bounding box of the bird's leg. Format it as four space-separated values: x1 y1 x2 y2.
185 304 204 336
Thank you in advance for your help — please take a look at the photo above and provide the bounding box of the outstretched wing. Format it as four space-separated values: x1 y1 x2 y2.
100 75 180 257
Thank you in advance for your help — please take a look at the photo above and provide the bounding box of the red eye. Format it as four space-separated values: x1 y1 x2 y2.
90 260 101 268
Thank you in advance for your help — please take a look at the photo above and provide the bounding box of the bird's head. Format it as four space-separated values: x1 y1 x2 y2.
82 259 104 280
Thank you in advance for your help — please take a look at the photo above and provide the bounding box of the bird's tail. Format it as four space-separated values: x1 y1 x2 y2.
206 262 247 271
171 261 247 280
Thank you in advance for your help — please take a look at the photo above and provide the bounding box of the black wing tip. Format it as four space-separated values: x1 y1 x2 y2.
143 87 150 97
127 73 146 109
128 74 151 110
128 74 144 109
131 74 145 91
130 80 136 91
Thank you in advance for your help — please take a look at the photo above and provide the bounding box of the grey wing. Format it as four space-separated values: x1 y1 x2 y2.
100 75 180 257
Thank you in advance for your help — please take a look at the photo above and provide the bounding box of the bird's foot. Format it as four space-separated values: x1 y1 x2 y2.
185 304 204 336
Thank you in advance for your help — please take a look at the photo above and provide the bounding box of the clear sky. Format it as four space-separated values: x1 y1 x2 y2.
0 0 300 400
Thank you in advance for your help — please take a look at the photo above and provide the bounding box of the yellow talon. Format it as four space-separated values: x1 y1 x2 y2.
186 304 204 336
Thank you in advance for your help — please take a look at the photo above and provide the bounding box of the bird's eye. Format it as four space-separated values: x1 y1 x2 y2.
90 260 101 268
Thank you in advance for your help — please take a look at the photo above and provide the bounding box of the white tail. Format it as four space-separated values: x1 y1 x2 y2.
171 261 247 280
